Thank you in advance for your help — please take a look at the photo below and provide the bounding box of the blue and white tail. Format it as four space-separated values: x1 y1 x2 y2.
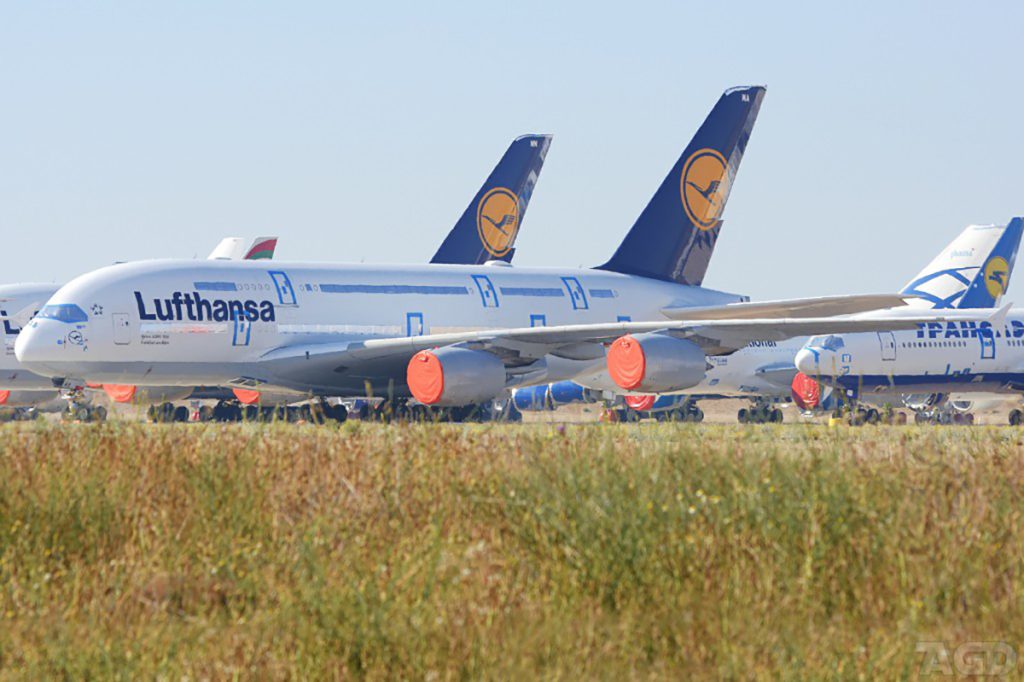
900 217 1023 309
431 134 552 265
598 86 766 285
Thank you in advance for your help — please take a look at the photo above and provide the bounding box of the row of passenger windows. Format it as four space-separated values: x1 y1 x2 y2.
901 340 968 349
903 338 1024 349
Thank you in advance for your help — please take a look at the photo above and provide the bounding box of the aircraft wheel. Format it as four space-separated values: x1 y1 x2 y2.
92 405 108 423
172 406 189 423
197 405 214 422
329 403 348 423
865 408 880 425
1010 409 1023 426
74 405 92 422
964 413 975 425
896 412 908 425
737 408 749 424
691 407 704 423
914 412 929 425
769 408 783 423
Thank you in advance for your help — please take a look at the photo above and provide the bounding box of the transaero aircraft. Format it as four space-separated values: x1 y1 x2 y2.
0 237 277 418
796 220 1024 424
15 86 996 409
613 219 1024 423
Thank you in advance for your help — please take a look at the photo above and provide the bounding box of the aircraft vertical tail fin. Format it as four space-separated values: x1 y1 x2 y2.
207 237 279 261
958 217 1022 308
597 85 766 285
899 219 1022 309
430 134 552 265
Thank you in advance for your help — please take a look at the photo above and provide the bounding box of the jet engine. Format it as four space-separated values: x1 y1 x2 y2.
512 384 552 411
407 347 506 406
606 333 706 393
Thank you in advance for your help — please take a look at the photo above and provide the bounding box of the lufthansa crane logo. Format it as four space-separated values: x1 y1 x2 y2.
679 148 730 231
476 187 520 258
984 256 1010 299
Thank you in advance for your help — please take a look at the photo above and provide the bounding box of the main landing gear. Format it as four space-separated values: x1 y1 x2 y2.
737 400 783 424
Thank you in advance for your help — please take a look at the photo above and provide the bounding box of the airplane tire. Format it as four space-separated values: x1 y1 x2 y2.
692 407 705 423
866 408 880 424
173 406 189 423
964 413 975 425
330 403 349 423
198 405 214 422
1010 409 1023 426
737 408 749 424
93 406 108 423
769 408 783 424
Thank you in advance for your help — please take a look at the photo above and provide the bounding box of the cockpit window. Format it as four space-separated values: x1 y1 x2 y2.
37 304 88 323
815 335 845 351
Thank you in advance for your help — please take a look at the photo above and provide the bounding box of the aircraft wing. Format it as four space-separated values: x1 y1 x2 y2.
660 293 912 320
259 305 1008 373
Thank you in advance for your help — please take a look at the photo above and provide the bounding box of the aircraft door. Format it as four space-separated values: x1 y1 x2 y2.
232 313 252 347
877 332 896 361
112 313 131 345
471 275 499 308
269 271 297 306
561 277 589 310
406 312 424 336
979 328 996 360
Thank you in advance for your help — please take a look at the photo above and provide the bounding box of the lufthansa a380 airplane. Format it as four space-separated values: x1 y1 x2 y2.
0 237 279 419
15 86 995 412
795 219 1024 423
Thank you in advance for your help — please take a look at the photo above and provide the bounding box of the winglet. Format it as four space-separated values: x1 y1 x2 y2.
992 301 1012 327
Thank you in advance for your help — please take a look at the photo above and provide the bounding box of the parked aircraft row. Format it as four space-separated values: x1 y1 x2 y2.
2 85 1018 424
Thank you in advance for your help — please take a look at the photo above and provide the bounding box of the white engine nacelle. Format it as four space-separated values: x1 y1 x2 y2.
606 333 706 393
407 347 506 406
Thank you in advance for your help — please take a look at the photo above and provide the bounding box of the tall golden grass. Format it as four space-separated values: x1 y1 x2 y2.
0 422 1021 678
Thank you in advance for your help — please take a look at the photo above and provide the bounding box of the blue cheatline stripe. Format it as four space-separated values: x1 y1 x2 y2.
588 288 615 298
319 284 469 295
500 287 565 297
194 281 238 292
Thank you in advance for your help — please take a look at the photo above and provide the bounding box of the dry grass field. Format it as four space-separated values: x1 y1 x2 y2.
0 421 1022 678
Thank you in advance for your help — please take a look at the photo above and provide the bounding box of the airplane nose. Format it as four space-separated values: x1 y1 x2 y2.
14 322 63 375
794 347 821 375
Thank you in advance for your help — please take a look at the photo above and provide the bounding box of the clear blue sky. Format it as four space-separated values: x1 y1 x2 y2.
3 1 1023 301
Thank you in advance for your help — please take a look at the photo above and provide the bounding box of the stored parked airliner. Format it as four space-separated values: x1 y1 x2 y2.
795 221 1024 425
0 237 277 418
17 86 995 409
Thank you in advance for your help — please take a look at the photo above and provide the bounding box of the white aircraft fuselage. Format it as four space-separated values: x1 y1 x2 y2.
15 259 744 395
795 318 1024 396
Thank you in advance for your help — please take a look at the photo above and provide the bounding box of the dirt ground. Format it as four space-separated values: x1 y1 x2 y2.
521 398 1021 426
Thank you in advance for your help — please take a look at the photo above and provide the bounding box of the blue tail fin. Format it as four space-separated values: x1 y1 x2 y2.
598 86 765 285
430 134 552 265
958 217 1023 308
